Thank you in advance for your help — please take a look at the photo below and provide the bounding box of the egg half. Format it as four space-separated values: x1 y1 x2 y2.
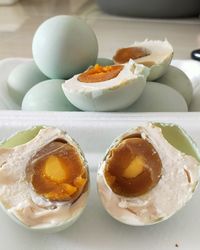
0 126 89 231
113 39 173 81
97 123 200 225
62 59 149 111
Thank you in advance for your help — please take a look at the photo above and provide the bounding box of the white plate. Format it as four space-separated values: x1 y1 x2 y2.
0 111 200 250
0 57 200 111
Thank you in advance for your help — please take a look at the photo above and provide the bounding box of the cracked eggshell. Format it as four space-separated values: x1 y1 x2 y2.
97 123 200 226
156 65 193 106
0 126 89 232
62 60 149 111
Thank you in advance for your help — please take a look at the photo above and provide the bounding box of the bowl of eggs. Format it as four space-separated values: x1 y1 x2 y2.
3 14 199 113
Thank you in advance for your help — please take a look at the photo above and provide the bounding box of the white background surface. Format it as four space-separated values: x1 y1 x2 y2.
0 112 199 250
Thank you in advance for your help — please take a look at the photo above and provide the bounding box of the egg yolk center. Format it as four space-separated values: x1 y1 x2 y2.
113 47 150 64
104 136 162 197
78 64 123 83
27 141 87 202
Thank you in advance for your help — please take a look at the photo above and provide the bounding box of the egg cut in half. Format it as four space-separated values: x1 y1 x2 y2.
113 40 173 81
97 123 200 226
62 59 149 111
0 126 89 232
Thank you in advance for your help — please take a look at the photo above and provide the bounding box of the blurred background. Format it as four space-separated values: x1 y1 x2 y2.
0 0 199 59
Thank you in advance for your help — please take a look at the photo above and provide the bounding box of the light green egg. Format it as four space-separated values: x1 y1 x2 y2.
32 15 98 79
156 65 193 106
96 58 114 66
22 79 79 111
121 82 188 112
7 61 48 105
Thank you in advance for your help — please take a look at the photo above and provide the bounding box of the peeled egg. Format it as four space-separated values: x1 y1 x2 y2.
32 15 98 79
97 123 200 226
157 65 193 106
7 61 48 105
113 39 173 81
22 79 79 111
62 59 149 111
121 82 188 112
0 126 89 231
96 58 114 66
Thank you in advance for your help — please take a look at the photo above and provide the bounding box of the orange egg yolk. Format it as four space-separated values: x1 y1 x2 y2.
113 47 150 64
78 64 123 83
27 141 88 202
104 136 162 197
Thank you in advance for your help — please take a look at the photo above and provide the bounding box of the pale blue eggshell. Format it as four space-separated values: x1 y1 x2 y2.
32 15 98 79
156 65 193 106
22 79 79 111
121 82 188 112
7 61 48 105
96 58 114 66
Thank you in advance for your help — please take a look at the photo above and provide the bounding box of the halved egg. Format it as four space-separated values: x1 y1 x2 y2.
97 123 200 225
0 126 89 231
113 39 173 81
62 59 149 111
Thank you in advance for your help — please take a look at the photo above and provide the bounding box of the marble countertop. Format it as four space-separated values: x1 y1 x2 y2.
0 0 199 60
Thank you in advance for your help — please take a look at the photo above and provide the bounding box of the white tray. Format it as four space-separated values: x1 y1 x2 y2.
0 58 200 111
0 111 200 250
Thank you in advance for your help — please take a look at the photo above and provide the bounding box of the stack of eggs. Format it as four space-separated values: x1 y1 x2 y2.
7 15 195 112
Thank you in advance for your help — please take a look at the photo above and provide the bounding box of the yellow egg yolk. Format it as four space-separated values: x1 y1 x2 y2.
27 141 88 202
78 64 123 83
104 136 162 197
113 47 150 64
